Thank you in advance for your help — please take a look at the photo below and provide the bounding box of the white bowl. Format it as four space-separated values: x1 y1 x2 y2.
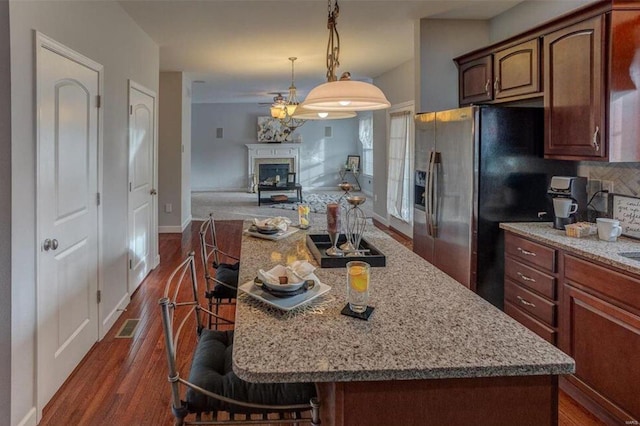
258 265 307 292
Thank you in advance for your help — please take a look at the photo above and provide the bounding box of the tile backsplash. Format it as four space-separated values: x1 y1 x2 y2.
579 162 640 217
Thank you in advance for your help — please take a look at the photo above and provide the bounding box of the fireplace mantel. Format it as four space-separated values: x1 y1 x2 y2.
246 143 301 191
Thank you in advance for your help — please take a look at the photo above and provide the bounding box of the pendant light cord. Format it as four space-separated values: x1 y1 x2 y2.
326 0 340 82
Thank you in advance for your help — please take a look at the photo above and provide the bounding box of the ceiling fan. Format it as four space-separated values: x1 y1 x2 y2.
258 92 287 106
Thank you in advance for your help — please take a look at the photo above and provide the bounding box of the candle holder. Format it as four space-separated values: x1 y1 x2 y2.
345 196 367 256
326 202 343 257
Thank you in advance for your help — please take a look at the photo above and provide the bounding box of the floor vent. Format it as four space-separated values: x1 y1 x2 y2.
115 319 140 339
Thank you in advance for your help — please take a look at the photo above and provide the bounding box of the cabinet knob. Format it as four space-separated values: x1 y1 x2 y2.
592 126 600 151
517 295 536 308
516 247 537 257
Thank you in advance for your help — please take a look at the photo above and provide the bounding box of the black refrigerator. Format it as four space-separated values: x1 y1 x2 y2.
413 106 577 309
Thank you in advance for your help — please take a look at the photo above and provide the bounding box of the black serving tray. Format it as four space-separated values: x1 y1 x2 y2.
306 234 386 268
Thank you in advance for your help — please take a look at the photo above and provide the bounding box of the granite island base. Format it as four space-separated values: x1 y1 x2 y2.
234 221 574 426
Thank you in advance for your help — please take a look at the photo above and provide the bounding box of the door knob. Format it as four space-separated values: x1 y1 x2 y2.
150 189 157 195
43 239 59 251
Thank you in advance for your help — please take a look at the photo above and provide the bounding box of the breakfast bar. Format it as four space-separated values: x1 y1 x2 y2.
233 222 575 425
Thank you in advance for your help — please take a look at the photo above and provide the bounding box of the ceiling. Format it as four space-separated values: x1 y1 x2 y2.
119 0 525 104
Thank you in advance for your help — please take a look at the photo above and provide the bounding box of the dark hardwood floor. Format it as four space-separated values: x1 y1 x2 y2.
40 220 604 425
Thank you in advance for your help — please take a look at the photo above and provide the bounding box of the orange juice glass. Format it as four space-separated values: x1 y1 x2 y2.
346 261 370 313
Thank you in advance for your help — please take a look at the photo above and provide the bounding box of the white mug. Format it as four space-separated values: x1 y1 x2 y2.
596 218 622 242
553 198 578 218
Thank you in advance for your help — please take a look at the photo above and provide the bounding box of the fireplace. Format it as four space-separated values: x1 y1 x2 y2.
259 163 289 184
246 144 301 193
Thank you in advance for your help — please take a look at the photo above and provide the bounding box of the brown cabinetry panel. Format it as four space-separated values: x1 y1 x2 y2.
504 233 556 273
505 279 556 326
562 284 640 422
458 56 492 106
543 16 606 159
505 256 556 299
505 301 556 344
494 39 541 100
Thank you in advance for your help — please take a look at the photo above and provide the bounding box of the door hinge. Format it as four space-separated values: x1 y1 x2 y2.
96 95 102 109
97 290 102 304
129 105 133 115
129 259 133 269
96 192 101 206
129 182 132 192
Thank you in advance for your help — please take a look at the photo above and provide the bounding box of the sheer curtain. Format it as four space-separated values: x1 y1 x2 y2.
358 114 373 175
386 111 411 222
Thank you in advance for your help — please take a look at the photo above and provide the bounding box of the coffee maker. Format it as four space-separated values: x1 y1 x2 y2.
547 176 588 230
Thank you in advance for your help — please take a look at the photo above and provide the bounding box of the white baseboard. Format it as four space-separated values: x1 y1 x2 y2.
372 212 388 226
192 187 245 193
17 407 37 426
101 292 130 339
181 215 192 232
154 254 160 268
158 225 183 233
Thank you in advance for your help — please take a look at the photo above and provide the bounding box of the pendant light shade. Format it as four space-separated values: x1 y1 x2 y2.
293 103 357 120
303 78 390 112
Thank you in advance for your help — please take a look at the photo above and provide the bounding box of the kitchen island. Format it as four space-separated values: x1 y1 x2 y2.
233 221 574 425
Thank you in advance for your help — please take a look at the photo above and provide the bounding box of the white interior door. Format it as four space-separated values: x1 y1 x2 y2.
128 82 157 294
36 33 102 413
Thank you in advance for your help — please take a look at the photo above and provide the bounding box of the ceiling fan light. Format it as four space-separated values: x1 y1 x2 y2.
270 105 284 119
304 80 390 111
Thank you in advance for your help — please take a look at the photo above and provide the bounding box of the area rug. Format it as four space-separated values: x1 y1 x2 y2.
269 192 347 213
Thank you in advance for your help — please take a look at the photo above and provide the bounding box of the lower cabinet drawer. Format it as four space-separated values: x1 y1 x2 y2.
505 279 556 327
505 301 556 344
505 256 556 299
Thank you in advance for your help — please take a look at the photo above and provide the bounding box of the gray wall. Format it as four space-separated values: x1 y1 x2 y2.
9 2 158 423
191 103 359 191
0 0 11 421
372 59 416 222
159 72 192 230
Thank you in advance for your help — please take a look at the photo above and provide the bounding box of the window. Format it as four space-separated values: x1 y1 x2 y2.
358 114 373 176
387 110 412 222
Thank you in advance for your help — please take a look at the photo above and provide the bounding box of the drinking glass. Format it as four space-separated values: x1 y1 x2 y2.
297 204 310 229
347 261 370 313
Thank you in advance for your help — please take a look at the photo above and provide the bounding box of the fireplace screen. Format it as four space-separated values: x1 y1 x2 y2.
259 163 289 185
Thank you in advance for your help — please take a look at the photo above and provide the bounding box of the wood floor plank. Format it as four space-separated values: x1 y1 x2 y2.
40 219 601 425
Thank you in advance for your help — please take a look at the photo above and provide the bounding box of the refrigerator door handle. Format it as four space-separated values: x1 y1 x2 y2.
431 152 442 237
426 151 435 236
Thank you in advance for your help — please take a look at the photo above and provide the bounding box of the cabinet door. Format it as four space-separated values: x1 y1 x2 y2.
561 284 640 421
458 56 492 106
544 16 606 159
494 39 540 100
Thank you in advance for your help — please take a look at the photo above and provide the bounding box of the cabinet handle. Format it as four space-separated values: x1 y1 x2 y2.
494 77 500 94
516 247 537 257
517 272 536 283
592 126 600 151
484 79 491 97
517 296 536 308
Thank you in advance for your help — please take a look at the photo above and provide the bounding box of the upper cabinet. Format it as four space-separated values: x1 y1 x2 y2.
454 1 640 162
543 16 606 160
455 39 541 106
494 39 541 100
458 56 493 105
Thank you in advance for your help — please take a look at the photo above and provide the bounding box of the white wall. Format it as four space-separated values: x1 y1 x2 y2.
489 0 598 42
372 59 415 222
191 103 359 192
0 0 11 420
9 2 159 424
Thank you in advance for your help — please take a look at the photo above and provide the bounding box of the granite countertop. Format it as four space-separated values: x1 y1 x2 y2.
233 219 575 384
500 222 640 276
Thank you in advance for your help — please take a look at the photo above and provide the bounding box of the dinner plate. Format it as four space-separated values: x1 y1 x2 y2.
239 275 331 311
243 227 299 241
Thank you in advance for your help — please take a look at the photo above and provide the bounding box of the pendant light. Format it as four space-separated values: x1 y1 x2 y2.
269 57 305 132
303 0 390 112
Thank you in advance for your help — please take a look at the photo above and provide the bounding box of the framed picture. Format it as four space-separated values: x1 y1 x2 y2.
257 116 292 142
287 172 296 186
347 155 360 171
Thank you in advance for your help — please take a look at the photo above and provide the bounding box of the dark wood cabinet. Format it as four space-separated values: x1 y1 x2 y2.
543 16 606 160
503 230 640 424
457 56 492 106
494 39 541 100
503 233 559 344
561 254 640 423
